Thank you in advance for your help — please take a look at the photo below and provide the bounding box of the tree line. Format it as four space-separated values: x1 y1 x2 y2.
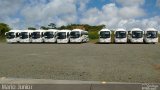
28 23 106 31
0 22 106 39
0 23 10 37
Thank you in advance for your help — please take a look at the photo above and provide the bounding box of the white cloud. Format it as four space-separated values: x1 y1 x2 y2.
80 8 101 25
80 3 147 30
102 3 118 18
0 0 90 29
118 16 160 30
116 0 145 6
78 0 90 12
20 0 90 28
0 0 24 29
119 6 145 19
0 0 23 16
0 0 160 31
21 0 77 27
80 1 160 30
1 17 22 29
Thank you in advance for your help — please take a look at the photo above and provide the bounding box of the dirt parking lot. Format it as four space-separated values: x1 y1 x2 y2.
0 43 160 83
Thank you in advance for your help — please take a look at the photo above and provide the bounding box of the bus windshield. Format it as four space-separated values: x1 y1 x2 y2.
70 31 80 38
6 32 15 39
132 31 143 38
32 32 41 39
146 31 157 38
44 32 54 38
116 31 126 38
100 31 110 38
57 32 66 39
20 32 28 39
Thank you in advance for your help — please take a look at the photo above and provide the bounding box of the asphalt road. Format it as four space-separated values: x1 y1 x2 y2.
0 43 160 83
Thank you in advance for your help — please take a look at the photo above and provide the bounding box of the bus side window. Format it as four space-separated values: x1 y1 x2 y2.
85 32 88 37
31 33 33 37
84 32 87 36
86 32 88 35
81 32 84 36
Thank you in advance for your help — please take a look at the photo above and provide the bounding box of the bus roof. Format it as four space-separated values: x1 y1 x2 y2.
8 30 22 32
72 29 88 32
131 28 143 31
21 30 34 32
100 29 111 31
33 29 46 32
115 28 126 31
145 28 157 31
46 29 59 32
58 30 71 32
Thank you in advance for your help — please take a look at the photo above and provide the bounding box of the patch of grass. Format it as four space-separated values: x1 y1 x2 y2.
158 34 160 43
111 32 114 43
89 31 99 39
0 37 6 43
89 39 98 43
88 31 99 43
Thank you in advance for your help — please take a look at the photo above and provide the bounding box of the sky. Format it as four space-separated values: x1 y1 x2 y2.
0 0 160 30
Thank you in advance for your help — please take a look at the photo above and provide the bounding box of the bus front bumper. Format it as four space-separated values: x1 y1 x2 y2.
99 38 111 43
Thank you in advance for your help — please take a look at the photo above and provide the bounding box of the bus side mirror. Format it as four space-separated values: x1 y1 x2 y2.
29 33 31 37
15 33 19 37
18 33 20 37
41 33 44 37
5 32 8 36
67 33 69 37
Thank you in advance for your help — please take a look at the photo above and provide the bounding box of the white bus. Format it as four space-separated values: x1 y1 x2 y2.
19 30 33 43
31 30 45 43
129 28 144 43
114 28 127 43
70 29 89 43
57 30 71 43
98 29 111 43
43 29 58 43
144 28 158 44
5 30 21 43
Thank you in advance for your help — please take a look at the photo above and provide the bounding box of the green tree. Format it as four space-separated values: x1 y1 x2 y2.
0 23 10 37
48 23 56 29
58 25 65 29
28 27 36 30
40 26 48 30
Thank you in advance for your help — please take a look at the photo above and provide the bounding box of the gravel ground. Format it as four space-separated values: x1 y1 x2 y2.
0 43 160 83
